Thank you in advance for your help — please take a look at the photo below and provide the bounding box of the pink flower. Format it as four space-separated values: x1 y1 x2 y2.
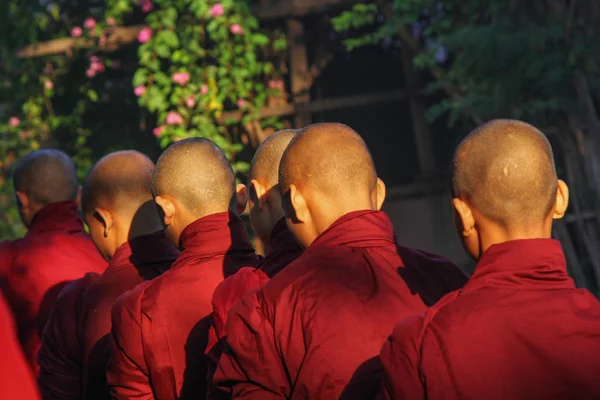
139 0 154 13
90 55 100 63
99 34 107 46
44 80 54 90
153 126 165 137
185 95 196 108
9 117 20 128
166 112 184 125
84 18 96 30
137 27 152 43
71 27 83 37
230 24 244 35
134 85 146 97
268 79 277 89
86 68 96 78
237 99 247 108
106 17 116 26
172 72 190 86
200 84 209 95
210 4 224 17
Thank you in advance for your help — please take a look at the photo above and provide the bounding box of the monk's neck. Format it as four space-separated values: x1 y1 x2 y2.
479 221 553 254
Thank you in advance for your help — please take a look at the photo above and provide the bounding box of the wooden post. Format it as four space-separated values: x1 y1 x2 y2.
400 44 436 176
287 19 312 128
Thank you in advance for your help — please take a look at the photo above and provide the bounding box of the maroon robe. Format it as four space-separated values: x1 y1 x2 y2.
206 218 303 398
37 232 179 400
378 239 600 400
107 212 259 400
0 201 107 373
0 291 41 400
214 210 467 399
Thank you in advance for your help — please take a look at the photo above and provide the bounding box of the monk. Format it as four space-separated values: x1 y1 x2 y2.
106 138 260 400
206 130 303 397
37 151 180 400
378 119 600 399
0 149 107 373
0 291 41 400
214 123 468 398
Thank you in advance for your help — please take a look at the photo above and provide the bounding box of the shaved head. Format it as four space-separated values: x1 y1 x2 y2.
452 119 557 225
82 150 155 214
13 149 79 206
279 123 377 197
250 129 298 187
152 138 235 215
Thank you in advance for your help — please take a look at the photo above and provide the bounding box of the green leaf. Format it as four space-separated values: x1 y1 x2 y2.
87 89 98 102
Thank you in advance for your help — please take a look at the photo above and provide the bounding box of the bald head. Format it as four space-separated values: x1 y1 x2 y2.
452 119 558 225
279 123 377 197
13 149 79 206
152 138 235 215
82 151 155 215
250 129 297 187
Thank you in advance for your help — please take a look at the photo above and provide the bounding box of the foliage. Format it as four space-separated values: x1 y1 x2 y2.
332 0 600 129
0 0 285 239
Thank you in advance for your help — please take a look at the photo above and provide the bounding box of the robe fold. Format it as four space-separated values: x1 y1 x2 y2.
378 239 600 400
107 212 259 400
0 200 107 373
206 218 303 399
214 210 467 399
37 231 179 400
0 291 41 400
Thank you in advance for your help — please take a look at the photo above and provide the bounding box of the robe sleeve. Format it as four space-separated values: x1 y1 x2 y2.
378 314 426 400
106 286 154 400
0 292 40 400
37 276 96 400
213 290 289 399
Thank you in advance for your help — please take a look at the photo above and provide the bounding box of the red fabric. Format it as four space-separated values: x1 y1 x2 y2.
37 273 99 400
206 218 302 399
379 239 600 400
107 212 259 400
0 201 107 374
37 232 179 400
214 210 467 399
0 291 41 400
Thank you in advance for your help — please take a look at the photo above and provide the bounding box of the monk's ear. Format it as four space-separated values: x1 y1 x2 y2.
15 191 29 211
155 196 175 226
93 208 113 238
553 180 569 220
375 177 387 210
75 186 82 208
289 184 308 223
452 198 475 238
235 184 248 215
249 179 266 209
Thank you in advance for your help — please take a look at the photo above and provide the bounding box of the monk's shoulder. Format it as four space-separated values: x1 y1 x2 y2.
212 267 265 311
112 282 147 330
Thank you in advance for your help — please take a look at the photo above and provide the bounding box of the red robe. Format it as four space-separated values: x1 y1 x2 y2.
206 218 303 398
214 210 467 399
0 291 41 400
0 201 107 373
378 239 600 400
107 212 260 400
37 232 179 400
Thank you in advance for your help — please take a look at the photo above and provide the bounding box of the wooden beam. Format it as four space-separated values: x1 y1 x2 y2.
16 26 142 58
17 0 359 59
287 19 312 128
222 89 404 121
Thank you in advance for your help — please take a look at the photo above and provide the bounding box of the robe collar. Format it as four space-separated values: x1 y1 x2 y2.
309 210 396 249
259 218 303 277
464 239 574 292
107 231 180 275
177 211 256 262
27 201 85 236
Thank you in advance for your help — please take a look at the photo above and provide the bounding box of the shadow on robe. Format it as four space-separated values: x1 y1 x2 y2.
38 280 70 338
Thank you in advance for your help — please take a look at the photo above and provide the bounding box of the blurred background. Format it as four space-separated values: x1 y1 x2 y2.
2 0 600 295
